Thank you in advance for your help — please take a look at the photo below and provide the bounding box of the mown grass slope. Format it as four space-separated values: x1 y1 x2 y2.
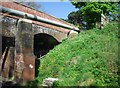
37 22 119 86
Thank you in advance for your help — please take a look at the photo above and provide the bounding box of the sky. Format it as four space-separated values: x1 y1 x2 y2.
38 2 78 19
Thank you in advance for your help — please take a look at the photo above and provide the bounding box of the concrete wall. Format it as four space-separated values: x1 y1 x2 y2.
1 16 70 82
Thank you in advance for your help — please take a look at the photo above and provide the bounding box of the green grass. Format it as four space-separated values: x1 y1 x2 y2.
36 22 119 86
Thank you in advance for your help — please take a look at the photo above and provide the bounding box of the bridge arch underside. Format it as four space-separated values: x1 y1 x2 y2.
34 33 60 58
34 33 60 77
32 23 68 58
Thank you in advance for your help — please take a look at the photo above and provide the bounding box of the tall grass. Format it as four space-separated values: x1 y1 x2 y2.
37 22 119 86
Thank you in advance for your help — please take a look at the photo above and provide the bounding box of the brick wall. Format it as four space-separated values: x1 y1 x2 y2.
0 2 74 27
0 2 72 34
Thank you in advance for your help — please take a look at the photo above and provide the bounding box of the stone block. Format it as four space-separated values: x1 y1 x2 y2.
43 78 59 87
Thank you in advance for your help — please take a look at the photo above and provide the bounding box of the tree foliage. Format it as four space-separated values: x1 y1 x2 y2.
68 2 118 29
68 11 85 29
68 11 82 24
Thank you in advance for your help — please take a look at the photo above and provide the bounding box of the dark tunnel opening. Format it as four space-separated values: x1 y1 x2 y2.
2 36 15 78
34 33 60 58
34 33 60 77
2 36 15 54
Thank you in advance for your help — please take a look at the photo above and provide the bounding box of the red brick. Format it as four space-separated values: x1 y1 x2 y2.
1 2 74 27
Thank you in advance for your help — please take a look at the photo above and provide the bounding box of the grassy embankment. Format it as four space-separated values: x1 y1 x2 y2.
37 22 119 86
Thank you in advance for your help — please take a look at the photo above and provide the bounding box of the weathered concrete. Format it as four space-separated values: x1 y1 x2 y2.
0 16 17 37
15 19 35 82
1 16 68 42
1 47 14 82
68 30 78 38
33 24 68 42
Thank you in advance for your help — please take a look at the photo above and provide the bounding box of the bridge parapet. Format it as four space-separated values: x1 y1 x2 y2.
33 24 68 42
0 2 78 31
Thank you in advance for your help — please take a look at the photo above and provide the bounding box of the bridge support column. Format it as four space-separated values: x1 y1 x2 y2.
15 19 35 83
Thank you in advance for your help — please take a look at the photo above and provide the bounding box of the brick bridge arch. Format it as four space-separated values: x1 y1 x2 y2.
0 1 80 83
34 33 60 58
33 23 68 42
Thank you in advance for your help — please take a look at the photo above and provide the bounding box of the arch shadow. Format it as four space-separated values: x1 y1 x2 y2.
34 33 60 58
34 33 60 77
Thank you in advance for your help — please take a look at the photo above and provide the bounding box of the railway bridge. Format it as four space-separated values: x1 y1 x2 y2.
0 2 79 83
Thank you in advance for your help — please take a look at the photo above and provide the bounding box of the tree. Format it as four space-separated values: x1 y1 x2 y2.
67 11 83 28
69 2 118 29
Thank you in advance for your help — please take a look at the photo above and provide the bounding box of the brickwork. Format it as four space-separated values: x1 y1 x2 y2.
0 2 72 34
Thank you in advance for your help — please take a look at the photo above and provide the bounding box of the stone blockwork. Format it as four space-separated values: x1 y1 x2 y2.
96 14 109 29
0 16 17 37
33 24 68 42
101 14 109 29
43 78 59 87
